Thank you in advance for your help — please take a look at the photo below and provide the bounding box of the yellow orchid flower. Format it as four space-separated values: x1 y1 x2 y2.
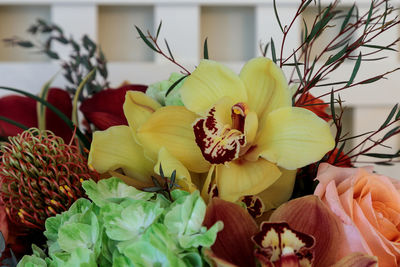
179 57 334 202
88 57 334 208
88 91 209 192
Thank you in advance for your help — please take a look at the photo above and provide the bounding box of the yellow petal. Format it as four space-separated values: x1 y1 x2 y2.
137 106 210 173
180 60 247 115
123 91 162 132
201 165 216 201
244 111 258 145
88 125 154 183
216 158 281 202
213 96 236 126
239 57 291 122
249 107 334 170
154 147 197 193
257 168 297 211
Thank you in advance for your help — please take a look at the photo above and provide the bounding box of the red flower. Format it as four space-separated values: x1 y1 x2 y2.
326 148 352 167
80 84 147 130
0 88 73 142
297 93 331 122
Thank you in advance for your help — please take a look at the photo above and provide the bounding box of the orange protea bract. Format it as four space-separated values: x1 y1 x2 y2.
0 128 98 232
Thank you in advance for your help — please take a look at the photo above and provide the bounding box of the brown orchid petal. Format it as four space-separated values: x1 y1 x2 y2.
270 195 346 267
203 198 258 267
252 222 314 267
330 253 378 267
203 249 239 267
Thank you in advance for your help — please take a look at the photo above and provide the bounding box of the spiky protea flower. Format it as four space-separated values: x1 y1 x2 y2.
0 128 98 232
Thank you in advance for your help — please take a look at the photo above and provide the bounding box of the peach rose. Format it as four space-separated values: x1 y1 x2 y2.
314 163 400 267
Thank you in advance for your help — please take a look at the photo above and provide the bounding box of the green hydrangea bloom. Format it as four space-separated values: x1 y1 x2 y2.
18 178 222 267
146 72 186 106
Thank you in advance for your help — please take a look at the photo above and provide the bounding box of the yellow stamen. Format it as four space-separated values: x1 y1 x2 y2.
48 206 56 214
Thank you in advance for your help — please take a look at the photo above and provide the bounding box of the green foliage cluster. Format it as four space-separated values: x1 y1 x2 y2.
18 178 222 267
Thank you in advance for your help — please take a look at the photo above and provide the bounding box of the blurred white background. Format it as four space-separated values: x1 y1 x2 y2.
0 0 399 176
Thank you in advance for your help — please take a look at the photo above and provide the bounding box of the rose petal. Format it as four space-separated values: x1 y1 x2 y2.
80 84 147 130
203 198 258 267
0 95 37 136
0 88 73 142
45 88 73 142
82 112 127 131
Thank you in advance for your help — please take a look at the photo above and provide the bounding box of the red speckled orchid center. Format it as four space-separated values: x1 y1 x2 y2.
193 102 249 165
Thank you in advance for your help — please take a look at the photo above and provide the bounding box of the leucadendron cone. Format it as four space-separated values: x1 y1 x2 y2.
269 195 347 267
203 198 258 267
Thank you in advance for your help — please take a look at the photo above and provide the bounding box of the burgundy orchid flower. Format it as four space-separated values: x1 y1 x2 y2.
0 88 72 142
80 84 147 130
203 198 259 267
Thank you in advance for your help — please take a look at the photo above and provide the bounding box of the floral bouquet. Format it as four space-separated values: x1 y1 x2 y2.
1 0 400 266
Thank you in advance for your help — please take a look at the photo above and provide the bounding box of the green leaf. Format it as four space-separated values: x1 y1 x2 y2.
293 51 303 87
396 107 400 120
305 5 335 43
380 104 398 129
164 39 174 61
0 86 90 148
325 44 348 66
361 44 397 52
273 0 284 33
45 50 59 60
347 52 361 86
156 20 162 40
359 76 382 84
383 126 400 140
333 141 346 165
330 89 336 123
165 75 188 96
299 0 313 13
17 41 34 48
364 1 374 32
307 73 322 88
82 178 154 207
364 152 400 159
203 38 209 60
72 68 96 126
341 5 355 31
270 38 277 63
262 42 270 57
0 116 29 132
38 71 59 131
135 26 157 52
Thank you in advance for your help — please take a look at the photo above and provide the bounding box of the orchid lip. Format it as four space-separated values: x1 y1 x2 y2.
193 104 247 165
